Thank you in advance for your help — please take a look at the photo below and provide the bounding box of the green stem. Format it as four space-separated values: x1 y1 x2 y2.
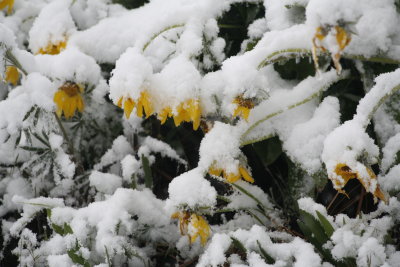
240 133 274 147
240 89 324 145
54 112 75 156
142 24 184 52
5 49 28 75
257 48 400 70
366 84 400 124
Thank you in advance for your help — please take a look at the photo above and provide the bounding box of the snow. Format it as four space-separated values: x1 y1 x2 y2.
89 171 122 195
167 168 217 210
2 0 400 266
28 0 76 54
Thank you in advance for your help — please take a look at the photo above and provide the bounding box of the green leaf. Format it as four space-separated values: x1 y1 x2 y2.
299 210 329 246
63 223 74 235
67 249 90 267
23 106 35 121
141 155 153 189
230 237 247 255
257 240 274 264
46 209 52 218
19 146 47 153
316 211 334 237
51 223 65 236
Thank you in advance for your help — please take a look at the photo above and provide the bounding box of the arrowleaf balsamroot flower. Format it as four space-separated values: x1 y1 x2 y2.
209 165 254 183
233 95 255 121
331 163 386 202
54 82 84 119
118 90 153 119
171 211 210 246
0 0 14 15
4 66 19 86
38 39 67 55
158 99 201 130
312 25 351 74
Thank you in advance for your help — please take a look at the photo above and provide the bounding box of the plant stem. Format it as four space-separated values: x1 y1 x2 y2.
54 112 75 157
257 48 400 70
142 24 184 52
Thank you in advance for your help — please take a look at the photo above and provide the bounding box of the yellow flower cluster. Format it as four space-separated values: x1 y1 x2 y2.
171 211 210 246
38 39 67 55
54 82 84 119
209 165 254 183
117 90 153 119
117 92 201 130
331 163 386 202
312 25 351 74
4 66 19 86
159 99 201 130
233 95 255 121
0 0 14 15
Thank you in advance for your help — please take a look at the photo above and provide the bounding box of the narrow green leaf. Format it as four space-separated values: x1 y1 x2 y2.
316 211 334 237
23 106 35 121
19 146 47 153
67 249 89 266
299 210 329 246
230 237 247 255
52 223 65 236
46 209 52 218
257 240 274 264
63 223 74 235
141 156 153 189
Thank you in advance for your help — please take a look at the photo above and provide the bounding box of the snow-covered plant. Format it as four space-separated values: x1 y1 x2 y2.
1 0 400 266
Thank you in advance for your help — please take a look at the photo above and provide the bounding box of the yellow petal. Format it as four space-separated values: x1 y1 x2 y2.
124 98 135 119
158 106 172 124
117 97 123 108
0 0 14 14
136 99 144 118
189 99 201 130
239 166 254 183
334 163 356 184
209 166 222 177
335 26 351 51
225 171 241 183
140 91 153 118
173 104 185 126
189 214 210 246
5 66 19 86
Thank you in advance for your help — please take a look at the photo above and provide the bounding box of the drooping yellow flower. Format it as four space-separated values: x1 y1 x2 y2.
331 163 386 202
171 211 210 246
312 25 351 74
0 0 14 15
158 99 201 130
136 90 153 118
117 90 154 119
38 39 67 55
209 164 254 183
233 95 255 121
4 66 19 86
54 82 84 119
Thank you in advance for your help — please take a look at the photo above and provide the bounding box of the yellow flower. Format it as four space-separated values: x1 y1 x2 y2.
158 98 201 130
312 25 351 74
233 95 254 121
0 0 14 15
209 165 254 183
4 66 19 86
54 82 84 119
171 211 210 246
117 90 154 119
331 163 386 202
136 90 153 118
38 39 67 55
